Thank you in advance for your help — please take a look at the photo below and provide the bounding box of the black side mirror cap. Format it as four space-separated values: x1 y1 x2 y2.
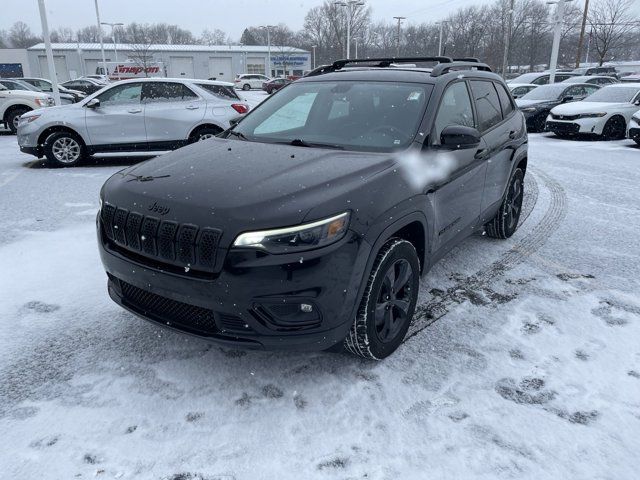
440 125 481 149
562 96 574 103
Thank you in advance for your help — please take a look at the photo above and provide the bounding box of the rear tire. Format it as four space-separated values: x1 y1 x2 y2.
601 116 626 140
43 131 86 167
190 126 222 143
485 168 525 239
6 107 30 134
344 239 420 360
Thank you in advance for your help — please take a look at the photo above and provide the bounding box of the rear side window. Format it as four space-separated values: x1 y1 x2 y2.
142 82 198 103
434 81 475 141
196 83 239 100
470 80 502 132
495 83 514 118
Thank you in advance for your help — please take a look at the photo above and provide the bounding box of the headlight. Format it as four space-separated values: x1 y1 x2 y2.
34 97 52 107
578 113 607 119
233 212 350 253
19 114 41 124
520 107 537 113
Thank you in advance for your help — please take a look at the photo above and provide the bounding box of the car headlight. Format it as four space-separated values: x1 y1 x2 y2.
578 113 607 119
34 97 52 107
520 107 537 113
19 114 41 124
233 212 350 253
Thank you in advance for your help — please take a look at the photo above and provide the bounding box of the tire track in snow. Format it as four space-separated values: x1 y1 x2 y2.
405 168 567 341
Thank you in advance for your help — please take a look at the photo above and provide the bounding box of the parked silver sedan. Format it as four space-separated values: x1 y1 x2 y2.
17 78 250 167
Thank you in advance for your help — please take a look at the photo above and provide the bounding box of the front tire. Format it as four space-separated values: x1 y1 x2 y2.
485 167 525 239
43 131 86 167
344 239 420 360
242 83 251 91
6 107 30 134
601 116 626 140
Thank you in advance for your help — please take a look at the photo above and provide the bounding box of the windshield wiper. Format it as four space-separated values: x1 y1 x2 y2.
227 130 249 141
288 138 345 150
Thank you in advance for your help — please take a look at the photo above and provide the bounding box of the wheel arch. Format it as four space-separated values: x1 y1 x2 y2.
37 125 87 147
188 123 225 140
3 103 33 122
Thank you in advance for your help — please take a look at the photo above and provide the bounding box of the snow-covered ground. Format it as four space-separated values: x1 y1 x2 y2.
1 106 640 479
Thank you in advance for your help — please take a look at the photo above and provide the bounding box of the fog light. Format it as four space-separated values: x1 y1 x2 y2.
300 303 313 313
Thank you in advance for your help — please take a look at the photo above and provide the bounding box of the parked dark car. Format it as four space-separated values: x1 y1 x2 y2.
262 77 292 94
572 66 618 78
507 71 579 85
516 83 600 132
61 78 105 95
98 57 528 359
562 75 618 86
15 77 86 103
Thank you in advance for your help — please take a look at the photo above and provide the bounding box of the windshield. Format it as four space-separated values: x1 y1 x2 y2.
583 86 639 102
231 80 432 152
520 84 566 100
510 73 542 84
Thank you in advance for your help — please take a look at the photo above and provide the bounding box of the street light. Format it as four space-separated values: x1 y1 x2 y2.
334 0 365 58
259 25 276 77
546 0 574 83
311 45 317 69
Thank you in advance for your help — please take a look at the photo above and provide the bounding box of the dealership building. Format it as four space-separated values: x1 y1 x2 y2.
2 43 310 82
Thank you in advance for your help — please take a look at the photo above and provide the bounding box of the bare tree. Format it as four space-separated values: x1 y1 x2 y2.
77 25 104 43
200 28 227 45
50 27 76 43
588 0 637 64
8 21 41 48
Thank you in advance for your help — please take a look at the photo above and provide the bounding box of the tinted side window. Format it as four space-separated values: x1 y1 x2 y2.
495 83 514 118
533 76 549 85
142 82 197 102
434 81 475 141
196 83 239 100
97 83 142 105
470 80 502 132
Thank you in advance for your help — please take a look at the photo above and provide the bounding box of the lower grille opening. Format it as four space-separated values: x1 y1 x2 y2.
119 280 218 335
219 313 254 333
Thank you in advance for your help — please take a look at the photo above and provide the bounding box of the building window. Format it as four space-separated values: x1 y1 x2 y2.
247 64 264 74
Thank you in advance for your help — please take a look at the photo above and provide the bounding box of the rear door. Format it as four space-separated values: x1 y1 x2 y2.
84 82 146 147
430 80 487 250
479 80 522 216
142 81 206 144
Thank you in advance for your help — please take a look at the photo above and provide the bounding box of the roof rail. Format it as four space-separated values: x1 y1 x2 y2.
305 56 453 77
431 61 492 77
453 57 480 63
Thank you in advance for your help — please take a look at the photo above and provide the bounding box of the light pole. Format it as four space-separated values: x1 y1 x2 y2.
393 16 406 57
436 21 448 56
575 0 590 68
311 45 317 69
93 0 108 77
37 0 61 105
354 38 359 59
101 21 123 80
335 0 365 58
502 0 515 76
259 25 276 77
547 0 573 83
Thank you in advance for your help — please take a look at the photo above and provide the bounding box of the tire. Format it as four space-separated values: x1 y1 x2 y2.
344 238 420 360
242 83 251 91
190 126 222 143
532 114 547 133
485 167 525 239
43 131 86 167
601 116 626 140
6 107 30 134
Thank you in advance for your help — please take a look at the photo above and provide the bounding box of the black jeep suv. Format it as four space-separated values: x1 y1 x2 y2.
98 57 528 359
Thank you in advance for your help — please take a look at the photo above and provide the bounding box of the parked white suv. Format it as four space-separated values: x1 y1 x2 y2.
0 84 54 134
17 78 249 167
234 74 271 90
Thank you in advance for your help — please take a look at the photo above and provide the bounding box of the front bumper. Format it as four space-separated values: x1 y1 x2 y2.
97 215 372 351
629 126 640 142
17 120 43 155
545 115 605 135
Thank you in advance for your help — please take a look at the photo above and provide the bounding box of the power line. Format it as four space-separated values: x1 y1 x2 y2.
393 16 405 56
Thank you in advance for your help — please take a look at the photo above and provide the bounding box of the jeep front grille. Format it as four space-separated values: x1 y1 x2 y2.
101 203 221 275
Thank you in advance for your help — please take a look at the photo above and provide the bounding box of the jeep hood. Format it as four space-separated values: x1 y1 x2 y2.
102 137 395 238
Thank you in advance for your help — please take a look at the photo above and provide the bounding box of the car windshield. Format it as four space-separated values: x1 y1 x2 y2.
510 73 542 83
232 80 432 152
519 84 566 100
583 86 640 102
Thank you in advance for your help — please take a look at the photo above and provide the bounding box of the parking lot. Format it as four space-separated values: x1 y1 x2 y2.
1 114 639 479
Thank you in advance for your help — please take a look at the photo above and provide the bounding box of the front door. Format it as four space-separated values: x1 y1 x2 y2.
85 82 146 147
430 80 487 251
142 82 206 144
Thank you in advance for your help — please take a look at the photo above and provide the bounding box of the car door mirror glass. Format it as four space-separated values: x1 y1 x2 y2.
440 125 481 149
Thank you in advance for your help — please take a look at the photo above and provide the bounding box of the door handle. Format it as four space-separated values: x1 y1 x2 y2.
508 130 517 139
127 108 142 114
474 148 489 160
186 105 200 110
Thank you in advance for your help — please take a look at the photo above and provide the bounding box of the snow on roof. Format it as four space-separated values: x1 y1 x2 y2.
28 43 308 54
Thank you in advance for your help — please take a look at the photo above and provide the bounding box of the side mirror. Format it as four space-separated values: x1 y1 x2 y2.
561 95 574 103
440 125 481 149
634 100 640 106
85 98 100 108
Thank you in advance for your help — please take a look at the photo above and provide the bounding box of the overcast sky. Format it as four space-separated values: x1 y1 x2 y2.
1 0 498 41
